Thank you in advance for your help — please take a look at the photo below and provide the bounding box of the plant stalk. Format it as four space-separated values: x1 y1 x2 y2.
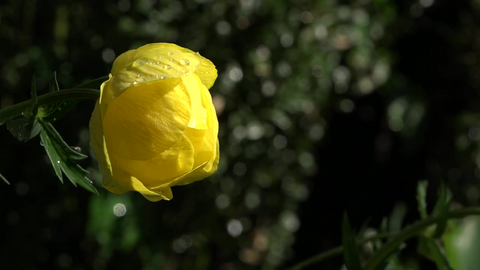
287 207 480 270
0 89 100 124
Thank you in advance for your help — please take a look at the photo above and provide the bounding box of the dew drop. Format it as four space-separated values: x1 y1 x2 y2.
170 58 174 62
160 76 166 79
137 74 143 77
180 59 190 66
164 65 171 70
133 81 139 85
139 77 147 83
168 52 174 55
132 58 148 68
57 161 61 164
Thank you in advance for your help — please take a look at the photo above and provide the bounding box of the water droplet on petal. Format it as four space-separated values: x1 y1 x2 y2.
132 58 148 68
168 52 174 55
180 59 190 66
160 76 166 79
133 81 139 85
164 65 171 70
139 77 147 83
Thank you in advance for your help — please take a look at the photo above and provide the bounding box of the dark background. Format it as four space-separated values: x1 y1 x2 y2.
1 0 480 269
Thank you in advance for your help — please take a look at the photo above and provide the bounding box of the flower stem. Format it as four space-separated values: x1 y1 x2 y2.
287 207 480 270
0 88 100 124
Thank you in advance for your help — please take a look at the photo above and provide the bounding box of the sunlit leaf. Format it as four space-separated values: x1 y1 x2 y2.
40 126 63 182
444 217 480 270
41 122 87 160
40 122 98 194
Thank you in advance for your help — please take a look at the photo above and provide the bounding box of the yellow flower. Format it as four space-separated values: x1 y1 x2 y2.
89 43 219 202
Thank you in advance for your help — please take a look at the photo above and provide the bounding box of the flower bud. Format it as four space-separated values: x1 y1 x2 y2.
89 43 219 201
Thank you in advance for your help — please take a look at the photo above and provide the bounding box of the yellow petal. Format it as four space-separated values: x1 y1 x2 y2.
183 74 209 129
89 102 113 185
105 165 173 201
157 140 220 188
102 78 191 160
108 43 217 96
113 135 195 186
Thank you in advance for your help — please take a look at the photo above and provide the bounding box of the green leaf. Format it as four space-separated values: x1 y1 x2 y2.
342 213 363 270
40 122 98 194
418 237 454 270
37 73 80 123
40 127 63 182
444 217 480 270
6 117 41 142
432 183 452 238
0 173 10 185
41 122 87 160
417 180 428 219
5 74 41 142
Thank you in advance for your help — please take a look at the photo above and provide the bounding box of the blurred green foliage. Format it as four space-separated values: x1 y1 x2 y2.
1 0 480 269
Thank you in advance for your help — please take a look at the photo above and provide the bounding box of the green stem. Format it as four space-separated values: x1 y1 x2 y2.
287 207 480 270
0 89 100 124
286 232 395 270
364 207 480 270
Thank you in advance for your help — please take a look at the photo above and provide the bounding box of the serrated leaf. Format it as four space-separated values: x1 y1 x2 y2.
417 181 428 219
432 183 452 238
40 128 63 182
0 173 10 185
40 122 98 195
342 213 363 270
75 75 109 89
6 117 41 142
41 122 87 160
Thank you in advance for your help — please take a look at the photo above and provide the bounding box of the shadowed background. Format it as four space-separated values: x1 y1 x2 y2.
1 0 480 269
